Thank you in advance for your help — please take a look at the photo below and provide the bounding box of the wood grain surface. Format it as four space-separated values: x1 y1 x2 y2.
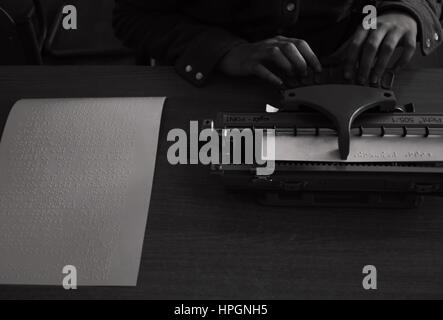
0 66 442 299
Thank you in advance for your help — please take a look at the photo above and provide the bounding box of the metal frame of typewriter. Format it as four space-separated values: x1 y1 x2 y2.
206 84 443 208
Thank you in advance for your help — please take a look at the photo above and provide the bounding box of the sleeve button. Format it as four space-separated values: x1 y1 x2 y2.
196 72 204 80
426 38 432 48
286 3 296 12
185 65 193 73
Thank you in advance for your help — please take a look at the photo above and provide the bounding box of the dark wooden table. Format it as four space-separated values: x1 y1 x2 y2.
0 66 443 299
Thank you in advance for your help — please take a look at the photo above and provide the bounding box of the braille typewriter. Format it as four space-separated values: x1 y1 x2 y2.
206 71 443 208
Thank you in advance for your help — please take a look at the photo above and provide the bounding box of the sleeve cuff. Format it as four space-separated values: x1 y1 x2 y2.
175 28 247 87
378 0 443 55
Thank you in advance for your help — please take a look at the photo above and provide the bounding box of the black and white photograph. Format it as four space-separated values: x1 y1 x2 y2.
0 0 443 304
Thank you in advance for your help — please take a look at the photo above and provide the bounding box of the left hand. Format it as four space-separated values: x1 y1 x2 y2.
344 12 418 84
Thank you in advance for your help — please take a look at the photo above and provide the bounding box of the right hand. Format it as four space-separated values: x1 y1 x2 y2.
219 36 322 86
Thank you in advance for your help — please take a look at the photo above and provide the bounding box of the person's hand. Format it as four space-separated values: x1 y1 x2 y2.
344 12 418 84
219 36 322 86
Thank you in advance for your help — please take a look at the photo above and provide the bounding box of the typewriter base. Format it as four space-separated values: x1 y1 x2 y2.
215 163 443 209
258 191 424 208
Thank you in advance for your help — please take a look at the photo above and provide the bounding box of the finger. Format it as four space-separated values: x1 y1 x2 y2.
280 39 322 73
358 27 389 84
293 40 322 73
278 42 309 76
261 46 294 77
344 27 369 79
370 30 402 84
393 34 417 72
251 63 284 87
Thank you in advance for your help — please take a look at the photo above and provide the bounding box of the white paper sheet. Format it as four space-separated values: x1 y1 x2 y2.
0 97 165 286
263 134 443 162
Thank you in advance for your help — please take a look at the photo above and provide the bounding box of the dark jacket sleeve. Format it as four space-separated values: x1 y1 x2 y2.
113 0 246 86
377 0 443 55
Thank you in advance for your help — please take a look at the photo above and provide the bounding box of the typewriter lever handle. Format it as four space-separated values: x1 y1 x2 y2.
282 85 398 160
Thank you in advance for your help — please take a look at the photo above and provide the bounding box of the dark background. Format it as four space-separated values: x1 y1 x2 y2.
1 0 443 67
0 0 134 65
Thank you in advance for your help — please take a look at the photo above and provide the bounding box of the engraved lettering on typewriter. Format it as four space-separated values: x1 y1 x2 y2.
405 151 433 159
420 117 442 124
226 116 247 123
353 151 398 160
391 116 414 124
252 115 270 122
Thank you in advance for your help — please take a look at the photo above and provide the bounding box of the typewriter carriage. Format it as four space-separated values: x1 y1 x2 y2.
207 84 443 208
